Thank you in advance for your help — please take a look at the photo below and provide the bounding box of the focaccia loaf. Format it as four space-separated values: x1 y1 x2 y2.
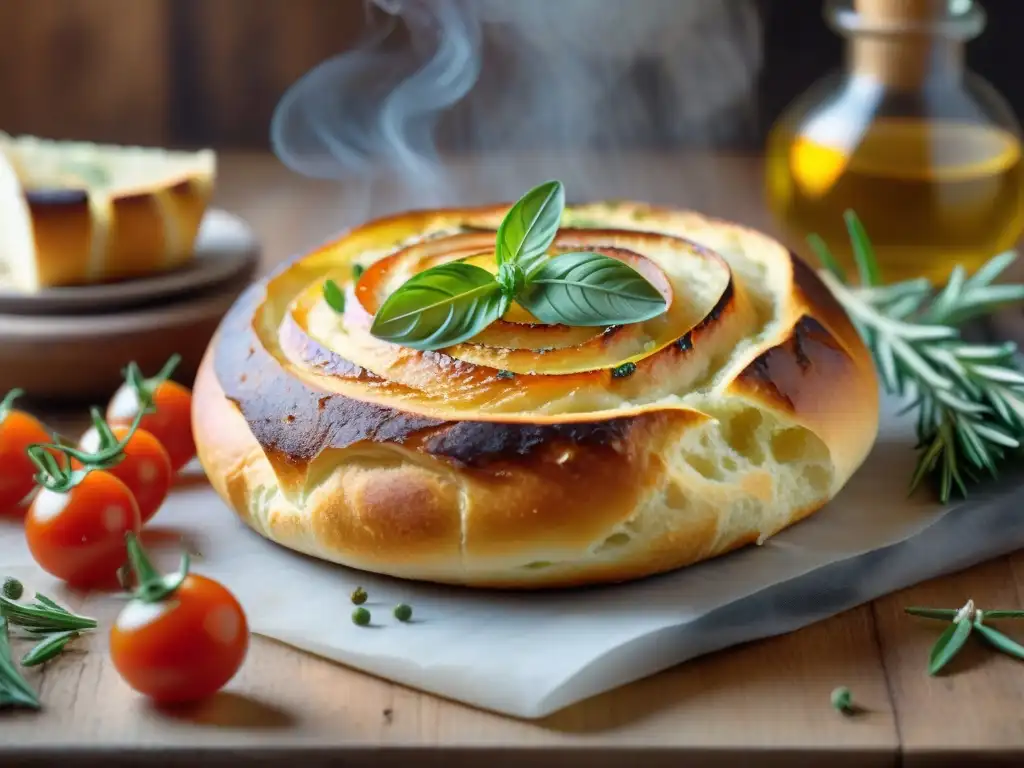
192 201 879 589
0 133 215 292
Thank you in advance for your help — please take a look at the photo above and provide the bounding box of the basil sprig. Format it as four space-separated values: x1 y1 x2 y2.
344 180 667 351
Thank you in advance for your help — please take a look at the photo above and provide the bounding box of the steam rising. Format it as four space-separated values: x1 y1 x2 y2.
271 0 761 214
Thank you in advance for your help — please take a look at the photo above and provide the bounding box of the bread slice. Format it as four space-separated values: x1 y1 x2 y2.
0 133 215 292
193 201 880 589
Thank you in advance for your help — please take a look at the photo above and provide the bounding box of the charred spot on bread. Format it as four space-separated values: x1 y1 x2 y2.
732 315 852 414
420 417 637 467
25 188 89 206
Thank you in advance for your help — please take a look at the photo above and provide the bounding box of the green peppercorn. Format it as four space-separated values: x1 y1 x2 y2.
831 686 854 715
351 586 368 605
393 603 413 622
2 577 23 601
352 607 371 626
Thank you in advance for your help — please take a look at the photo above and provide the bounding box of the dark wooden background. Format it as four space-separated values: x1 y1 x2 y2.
0 0 1021 151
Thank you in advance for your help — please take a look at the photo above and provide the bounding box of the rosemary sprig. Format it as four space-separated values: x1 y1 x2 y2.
812 212 1024 502
0 593 97 633
906 600 1024 673
0 618 39 710
0 590 96 710
2 591 95 674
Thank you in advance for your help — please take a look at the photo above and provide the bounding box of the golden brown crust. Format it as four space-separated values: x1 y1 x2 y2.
193 201 880 589
23 174 214 287
0 136 216 290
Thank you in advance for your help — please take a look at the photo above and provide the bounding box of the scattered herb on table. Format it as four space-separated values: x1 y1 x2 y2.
0 592 97 634
906 599 1024 674
21 631 80 668
351 586 368 605
811 212 1024 502
0 591 97 672
0 617 39 710
352 607 371 626
353 180 667 351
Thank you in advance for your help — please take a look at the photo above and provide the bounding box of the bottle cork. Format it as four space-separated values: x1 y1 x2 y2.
854 0 948 28
850 0 955 88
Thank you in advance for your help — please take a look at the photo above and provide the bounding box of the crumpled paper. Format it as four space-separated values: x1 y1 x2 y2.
3 394 1023 719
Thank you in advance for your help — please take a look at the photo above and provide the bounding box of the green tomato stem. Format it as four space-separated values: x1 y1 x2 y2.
152 353 182 386
26 405 146 494
0 388 24 423
125 532 191 604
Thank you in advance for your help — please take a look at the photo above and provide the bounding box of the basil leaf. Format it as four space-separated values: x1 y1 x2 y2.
370 263 506 351
495 180 564 269
928 618 972 675
974 621 1024 661
518 251 667 327
323 279 346 313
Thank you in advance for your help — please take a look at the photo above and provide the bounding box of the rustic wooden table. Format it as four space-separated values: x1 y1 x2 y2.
5 153 1024 767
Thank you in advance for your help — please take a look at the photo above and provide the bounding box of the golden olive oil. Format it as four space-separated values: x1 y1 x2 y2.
766 118 1024 284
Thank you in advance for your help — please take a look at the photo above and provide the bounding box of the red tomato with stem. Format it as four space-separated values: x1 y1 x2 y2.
111 533 248 703
78 417 173 525
25 470 142 588
0 389 52 515
106 355 195 474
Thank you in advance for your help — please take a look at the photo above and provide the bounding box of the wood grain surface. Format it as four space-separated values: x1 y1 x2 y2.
3 153 1024 767
0 0 170 144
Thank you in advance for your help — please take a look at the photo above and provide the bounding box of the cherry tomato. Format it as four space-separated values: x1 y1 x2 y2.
111 573 249 704
0 389 51 515
78 425 172 525
107 378 194 474
25 471 142 588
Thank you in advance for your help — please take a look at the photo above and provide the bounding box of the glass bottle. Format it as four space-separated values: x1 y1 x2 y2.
766 0 1024 284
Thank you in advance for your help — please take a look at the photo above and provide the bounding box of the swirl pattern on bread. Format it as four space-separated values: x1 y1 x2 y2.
193 201 879 588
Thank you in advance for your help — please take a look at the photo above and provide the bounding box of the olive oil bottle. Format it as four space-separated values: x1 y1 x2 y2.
766 0 1024 284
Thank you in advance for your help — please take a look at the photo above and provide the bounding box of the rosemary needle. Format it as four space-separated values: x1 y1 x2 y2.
21 631 80 668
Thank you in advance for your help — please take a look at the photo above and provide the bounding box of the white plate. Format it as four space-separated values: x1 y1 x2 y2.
0 208 260 315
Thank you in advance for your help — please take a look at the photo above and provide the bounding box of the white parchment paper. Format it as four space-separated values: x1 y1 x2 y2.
3 394 1024 719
